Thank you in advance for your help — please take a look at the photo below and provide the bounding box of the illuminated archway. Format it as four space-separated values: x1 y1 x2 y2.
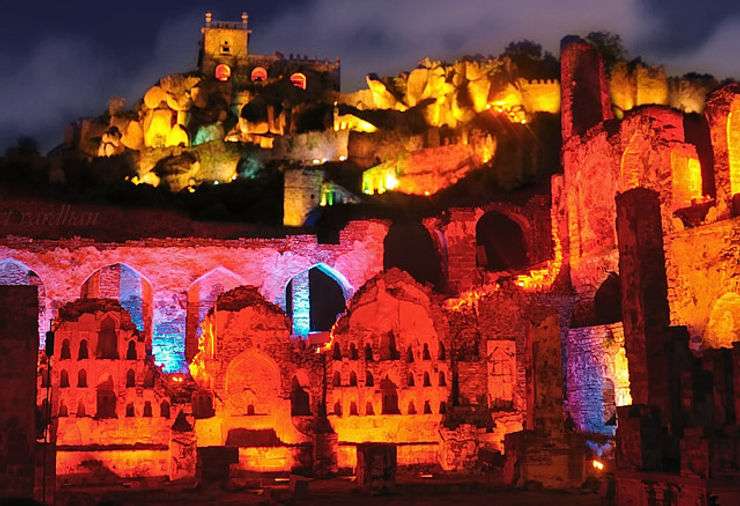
283 263 351 337
0 259 47 344
81 263 153 340
475 211 528 271
186 267 244 362
290 72 307 90
704 292 740 349
251 66 268 82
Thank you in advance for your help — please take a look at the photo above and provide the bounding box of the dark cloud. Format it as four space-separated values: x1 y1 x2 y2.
0 1 738 152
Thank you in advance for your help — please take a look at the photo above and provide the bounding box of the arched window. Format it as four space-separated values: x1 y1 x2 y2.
439 371 447 386
383 220 442 288
290 72 307 90
143 401 153 417
160 401 170 419
380 377 400 414
193 391 214 419
365 371 374 387
125 403 135 417
247 404 255 416
284 264 347 336
126 369 136 388
60 340 71 360
476 211 528 271
365 344 374 362
332 371 342 387
126 340 137 360
78 340 89 360
77 369 87 388
333 343 342 360
290 377 311 416
349 371 358 386
407 401 417 415
380 332 399 361
438 343 446 360
423 372 432 387
333 401 342 417
220 40 231 54
406 346 414 363
407 373 415 387
58 402 68 417
422 343 431 360
423 401 432 414
60 370 70 388
365 401 375 415
96 378 117 419
349 343 358 360
439 401 447 414
251 66 268 82
97 316 118 359
76 401 86 418
350 402 359 416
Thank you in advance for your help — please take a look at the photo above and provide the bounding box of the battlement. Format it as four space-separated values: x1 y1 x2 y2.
203 11 250 31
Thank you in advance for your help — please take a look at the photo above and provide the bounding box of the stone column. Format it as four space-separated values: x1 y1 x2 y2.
290 269 311 337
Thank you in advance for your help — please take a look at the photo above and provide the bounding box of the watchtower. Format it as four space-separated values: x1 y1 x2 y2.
198 11 251 76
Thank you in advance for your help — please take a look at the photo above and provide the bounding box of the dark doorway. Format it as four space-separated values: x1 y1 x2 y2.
383 220 441 288
476 212 528 271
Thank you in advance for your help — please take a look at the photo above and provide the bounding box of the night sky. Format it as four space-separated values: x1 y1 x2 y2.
1 0 739 151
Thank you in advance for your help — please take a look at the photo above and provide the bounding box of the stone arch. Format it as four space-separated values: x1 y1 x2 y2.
78 340 89 360
224 349 281 416
383 220 442 288
620 132 647 191
126 369 136 388
60 339 71 360
283 263 351 337
704 293 740 349
160 400 170 419
185 267 244 362
0 259 47 344
77 369 87 388
475 211 528 271
728 96 740 197
126 340 137 360
81 263 153 340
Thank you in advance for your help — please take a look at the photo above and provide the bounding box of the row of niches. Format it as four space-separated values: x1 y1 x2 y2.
331 341 447 362
41 367 156 389
56 335 142 361
48 398 171 419
330 370 448 388
330 399 448 417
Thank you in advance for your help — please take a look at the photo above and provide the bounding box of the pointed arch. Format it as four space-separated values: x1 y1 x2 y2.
81 263 153 339
185 267 244 362
0 258 47 345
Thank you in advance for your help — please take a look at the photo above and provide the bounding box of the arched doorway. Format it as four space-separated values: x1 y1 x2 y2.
475 211 528 271
284 264 349 337
383 220 441 288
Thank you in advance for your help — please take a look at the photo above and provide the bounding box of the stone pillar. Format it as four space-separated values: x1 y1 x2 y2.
530 313 566 435
560 36 613 141
290 269 311 337
443 208 478 293
615 188 671 410
313 430 338 477
169 412 196 482
704 83 740 218
0 286 43 499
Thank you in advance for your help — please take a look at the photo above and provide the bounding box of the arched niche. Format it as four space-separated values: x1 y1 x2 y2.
475 211 528 271
0 259 47 344
383 220 442 288
224 349 282 416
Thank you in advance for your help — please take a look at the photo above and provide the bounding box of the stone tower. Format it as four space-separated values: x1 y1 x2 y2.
283 168 325 227
198 11 251 76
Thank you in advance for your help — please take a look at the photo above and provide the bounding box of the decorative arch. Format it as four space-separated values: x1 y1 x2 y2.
475 211 529 271
251 66 268 82
704 293 740 349
0 259 47 344
282 263 352 337
186 267 244 362
290 72 307 90
81 263 153 339
224 349 281 416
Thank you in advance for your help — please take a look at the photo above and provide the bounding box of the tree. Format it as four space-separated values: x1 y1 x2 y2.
502 40 559 80
585 32 627 70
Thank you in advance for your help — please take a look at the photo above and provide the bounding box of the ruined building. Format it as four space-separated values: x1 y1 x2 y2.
0 13 738 505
